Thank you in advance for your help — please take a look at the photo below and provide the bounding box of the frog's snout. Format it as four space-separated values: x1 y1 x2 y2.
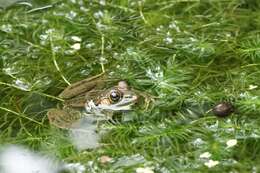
124 94 138 102
116 94 138 106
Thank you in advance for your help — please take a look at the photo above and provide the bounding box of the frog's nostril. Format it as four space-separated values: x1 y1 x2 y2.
124 95 132 99
124 95 138 101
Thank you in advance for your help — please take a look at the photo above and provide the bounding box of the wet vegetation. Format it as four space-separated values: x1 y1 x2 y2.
1 0 260 172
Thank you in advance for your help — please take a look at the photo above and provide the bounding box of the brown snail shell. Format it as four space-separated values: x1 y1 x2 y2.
212 102 234 117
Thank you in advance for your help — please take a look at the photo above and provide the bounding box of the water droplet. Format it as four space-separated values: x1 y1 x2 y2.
14 79 31 91
65 11 77 20
0 146 60 173
94 11 104 19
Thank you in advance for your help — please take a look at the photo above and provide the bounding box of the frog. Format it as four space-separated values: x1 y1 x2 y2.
47 73 139 129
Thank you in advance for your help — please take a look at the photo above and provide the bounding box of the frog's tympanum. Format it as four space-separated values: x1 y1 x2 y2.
47 73 139 129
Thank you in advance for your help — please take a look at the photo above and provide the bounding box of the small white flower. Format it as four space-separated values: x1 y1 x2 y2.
66 11 77 20
39 34 48 41
99 0 106 5
156 25 164 32
80 7 89 12
146 66 164 81
204 160 219 168
94 11 104 18
3 67 16 75
249 85 258 90
71 43 81 50
1 24 12 33
96 22 107 30
164 37 173 44
192 138 205 147
239 92 248 98
225 128 235 133
136 167 154 173
169 22 180 32
199 152 212 159
45 28 55 34
99 56 107 63
71 36 82 42
53 46 61 52
85 43 95 48
226 139 237 148
64 50 76 55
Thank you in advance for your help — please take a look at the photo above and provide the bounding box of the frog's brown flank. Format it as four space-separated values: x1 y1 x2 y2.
59 73 106 99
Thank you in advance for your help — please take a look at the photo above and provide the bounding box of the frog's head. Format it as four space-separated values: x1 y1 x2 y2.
96 81 138 111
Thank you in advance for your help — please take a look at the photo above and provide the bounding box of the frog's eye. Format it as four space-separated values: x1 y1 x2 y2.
109 90 122 103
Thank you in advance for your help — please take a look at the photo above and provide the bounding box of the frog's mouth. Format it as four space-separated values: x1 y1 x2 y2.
97 94 138 111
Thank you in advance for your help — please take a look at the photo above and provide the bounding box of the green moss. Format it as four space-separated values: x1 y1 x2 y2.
1 0 260 172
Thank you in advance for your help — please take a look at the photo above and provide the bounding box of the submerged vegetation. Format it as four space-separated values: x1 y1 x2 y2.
1 0 260 172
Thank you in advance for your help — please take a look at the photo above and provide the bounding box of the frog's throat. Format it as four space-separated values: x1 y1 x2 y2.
85 100 99 112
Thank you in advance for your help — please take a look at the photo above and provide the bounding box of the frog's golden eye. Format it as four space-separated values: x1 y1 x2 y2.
109 89 122 103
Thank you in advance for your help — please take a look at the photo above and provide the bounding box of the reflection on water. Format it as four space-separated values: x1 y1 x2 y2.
0 0 22 9
0 146 60 173
69 116 101 150
0 145 86 173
